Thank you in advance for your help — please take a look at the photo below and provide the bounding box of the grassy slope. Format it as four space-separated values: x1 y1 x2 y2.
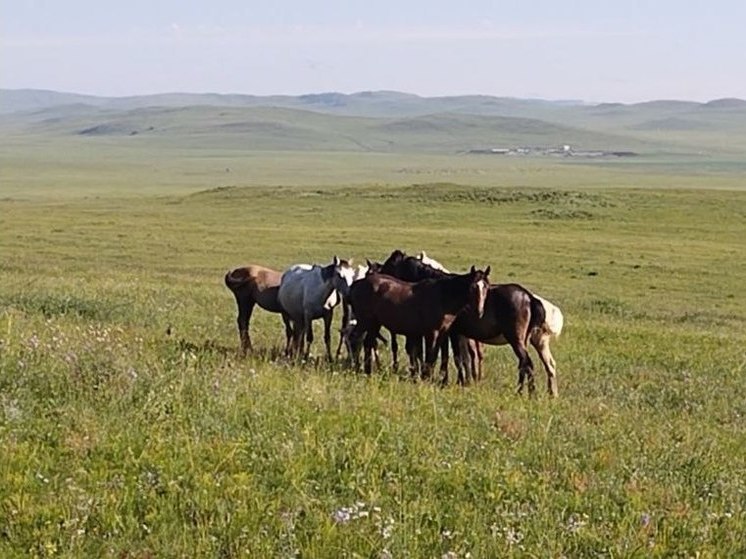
2 151 746 556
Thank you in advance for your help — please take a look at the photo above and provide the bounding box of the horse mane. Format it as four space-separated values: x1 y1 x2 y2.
384 253 451 282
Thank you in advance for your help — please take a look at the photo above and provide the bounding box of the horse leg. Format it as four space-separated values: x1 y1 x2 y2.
454 336 472 386
323 309 333 362
390 331 399 371
348 322 363 370
236 298 255 356
363 327 379 375
439 334 451 384
447 334 462 387
290 316 304 359
335 327 346 360
423 332 438 381
302 312 315 360
404 336 419 379
336 300 350 359
465 339 481 384
532 332 558 397
507 334 536 396
282 312 293 357
474 341 485 382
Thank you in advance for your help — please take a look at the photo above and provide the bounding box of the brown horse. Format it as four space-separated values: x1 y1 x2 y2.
450 284 549 395
224 265 292 355
378 249 481 379
378 250 554 396
349 267 490 376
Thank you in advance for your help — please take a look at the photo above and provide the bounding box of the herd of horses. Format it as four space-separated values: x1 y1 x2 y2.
224 250 563 396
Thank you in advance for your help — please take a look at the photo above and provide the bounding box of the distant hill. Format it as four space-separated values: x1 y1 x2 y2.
0 104 652 154
2 89 746 156
0 88 588 117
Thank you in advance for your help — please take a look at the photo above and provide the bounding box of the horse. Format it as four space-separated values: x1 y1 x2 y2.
448 285 547 395
349 266 490 377
278 257 356 361
417 253 564 395
524 294 564 395
224 265 293 355
381 250 554 396
451 291 563 393
335 263 368 359
383 249 483 380
380 249 482 384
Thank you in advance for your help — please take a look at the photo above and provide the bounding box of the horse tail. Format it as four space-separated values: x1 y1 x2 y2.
533 295 563 339
527 293 547 343
224 268 250 293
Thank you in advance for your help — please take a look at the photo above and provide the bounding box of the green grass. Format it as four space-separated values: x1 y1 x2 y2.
1 144 746 557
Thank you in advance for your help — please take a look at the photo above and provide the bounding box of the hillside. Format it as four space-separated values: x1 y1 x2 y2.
1 104 663 154
3 89 746 157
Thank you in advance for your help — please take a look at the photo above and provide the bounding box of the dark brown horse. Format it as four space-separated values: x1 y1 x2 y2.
349 267 490 376
224 265 292 355
450 284 547 395
379 250 476 379
379 250 551 396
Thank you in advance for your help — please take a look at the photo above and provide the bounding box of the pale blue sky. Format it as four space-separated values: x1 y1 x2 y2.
2 0 745 102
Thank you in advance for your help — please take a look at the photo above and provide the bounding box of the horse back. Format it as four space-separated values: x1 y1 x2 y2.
453 283 533 343
224 265 279 291
350 273 451 335
279 265 336 319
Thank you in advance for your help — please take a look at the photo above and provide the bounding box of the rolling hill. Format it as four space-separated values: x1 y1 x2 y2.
2 89 746 156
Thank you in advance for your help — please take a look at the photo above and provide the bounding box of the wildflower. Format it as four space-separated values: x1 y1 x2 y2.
640 513 651 528
566 513 588 534
332 502 371 524
505 527 523 546
379 516 395 540
332 508 351 524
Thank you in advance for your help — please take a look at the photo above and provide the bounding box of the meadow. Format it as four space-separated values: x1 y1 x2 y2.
1 124 746 557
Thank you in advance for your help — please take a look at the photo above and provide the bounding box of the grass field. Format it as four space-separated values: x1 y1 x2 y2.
1 128 746 557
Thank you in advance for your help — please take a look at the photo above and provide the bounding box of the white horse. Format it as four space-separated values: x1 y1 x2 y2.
278 257 356 361
528 294 564 395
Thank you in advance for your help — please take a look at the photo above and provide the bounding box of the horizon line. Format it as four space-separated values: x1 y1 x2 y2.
3 86 746 107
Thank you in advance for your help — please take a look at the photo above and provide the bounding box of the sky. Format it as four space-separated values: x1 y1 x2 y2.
2 0 745 103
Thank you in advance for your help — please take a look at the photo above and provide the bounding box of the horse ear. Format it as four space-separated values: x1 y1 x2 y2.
333 255 340 266
366 259 372 267
485 265 491 276
418 251 425 259
470 265 476 274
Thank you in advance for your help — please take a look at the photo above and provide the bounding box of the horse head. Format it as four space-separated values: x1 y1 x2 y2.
321 256 355 296
365 259 383 275
468 265 491 318
382 249 407 271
